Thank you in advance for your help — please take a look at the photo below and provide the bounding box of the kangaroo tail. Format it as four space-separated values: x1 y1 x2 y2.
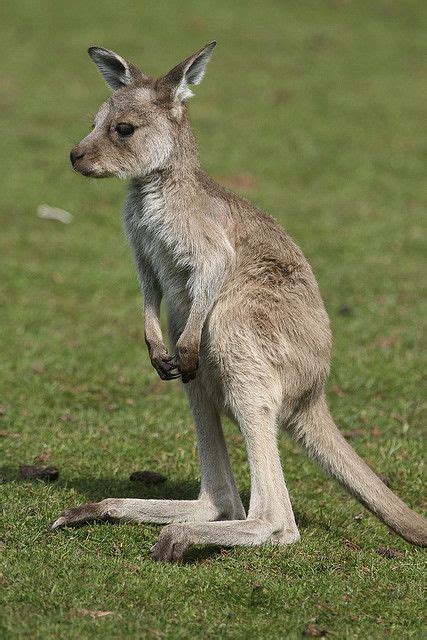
292 395 427 546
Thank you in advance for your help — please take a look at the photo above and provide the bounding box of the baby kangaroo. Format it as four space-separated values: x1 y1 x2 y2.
53 42 426 561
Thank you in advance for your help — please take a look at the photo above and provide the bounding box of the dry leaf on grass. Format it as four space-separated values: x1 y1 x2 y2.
60 412 74 422
376 333 399 349
80 609 114 620
331 385 345 397
31 363 46 374
33 451 50 465
147 379 166 395
342 538 361 551
37 204 73 224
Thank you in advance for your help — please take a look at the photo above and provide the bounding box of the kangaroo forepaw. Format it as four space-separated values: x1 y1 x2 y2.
151 525 191 563
151 353 181 381
175 339 199 383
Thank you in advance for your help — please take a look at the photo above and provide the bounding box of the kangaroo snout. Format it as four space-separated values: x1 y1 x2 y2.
70 147 85 167
69 141 112 178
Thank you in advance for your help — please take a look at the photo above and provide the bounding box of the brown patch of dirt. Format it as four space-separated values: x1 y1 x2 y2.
331 385 345 397
376 546 405 559
303 623 328 637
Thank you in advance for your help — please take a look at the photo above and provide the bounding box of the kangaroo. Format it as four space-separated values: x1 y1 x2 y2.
52 42 427 561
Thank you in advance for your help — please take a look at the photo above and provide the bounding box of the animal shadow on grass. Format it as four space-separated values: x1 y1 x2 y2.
62 475 200 503
1 464 198 502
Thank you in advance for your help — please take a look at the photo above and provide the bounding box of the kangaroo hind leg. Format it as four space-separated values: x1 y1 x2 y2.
52 384 245 528
152 385 300 562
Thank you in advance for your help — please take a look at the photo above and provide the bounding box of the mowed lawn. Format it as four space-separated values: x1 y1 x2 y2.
1 1 426 638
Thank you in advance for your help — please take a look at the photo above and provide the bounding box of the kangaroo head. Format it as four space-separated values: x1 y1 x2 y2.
70 42 216 179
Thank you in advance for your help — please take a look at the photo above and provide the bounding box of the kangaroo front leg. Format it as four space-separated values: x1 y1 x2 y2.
176 240 234 382
152 410 300 562
140 260 180 381
52 388 244 529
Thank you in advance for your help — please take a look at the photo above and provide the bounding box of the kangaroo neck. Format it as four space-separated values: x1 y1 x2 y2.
129 153 204 218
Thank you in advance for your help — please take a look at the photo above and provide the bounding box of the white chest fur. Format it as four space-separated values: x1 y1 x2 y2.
124 176 191 311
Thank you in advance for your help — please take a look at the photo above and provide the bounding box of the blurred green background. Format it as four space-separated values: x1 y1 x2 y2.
1 1 425 638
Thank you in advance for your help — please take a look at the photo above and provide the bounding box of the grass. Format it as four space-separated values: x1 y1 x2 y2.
1 0 426 637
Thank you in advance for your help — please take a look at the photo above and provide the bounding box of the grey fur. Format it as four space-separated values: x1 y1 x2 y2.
55 43 427 561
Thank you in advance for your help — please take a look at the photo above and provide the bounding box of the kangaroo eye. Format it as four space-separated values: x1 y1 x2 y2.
116 123 135 137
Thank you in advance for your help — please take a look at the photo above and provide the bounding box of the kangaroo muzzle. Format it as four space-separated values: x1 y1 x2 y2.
70 147 85 167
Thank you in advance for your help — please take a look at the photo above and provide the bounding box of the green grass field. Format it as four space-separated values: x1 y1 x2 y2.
1 1 426 637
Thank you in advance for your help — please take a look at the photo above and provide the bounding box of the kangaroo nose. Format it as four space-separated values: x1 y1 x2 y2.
70 148 85 166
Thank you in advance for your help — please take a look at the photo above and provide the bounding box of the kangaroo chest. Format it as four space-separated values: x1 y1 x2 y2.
124 178 191 312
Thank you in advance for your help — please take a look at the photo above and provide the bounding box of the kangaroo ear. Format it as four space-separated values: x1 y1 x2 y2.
161 41 216 102
88 47 146 90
